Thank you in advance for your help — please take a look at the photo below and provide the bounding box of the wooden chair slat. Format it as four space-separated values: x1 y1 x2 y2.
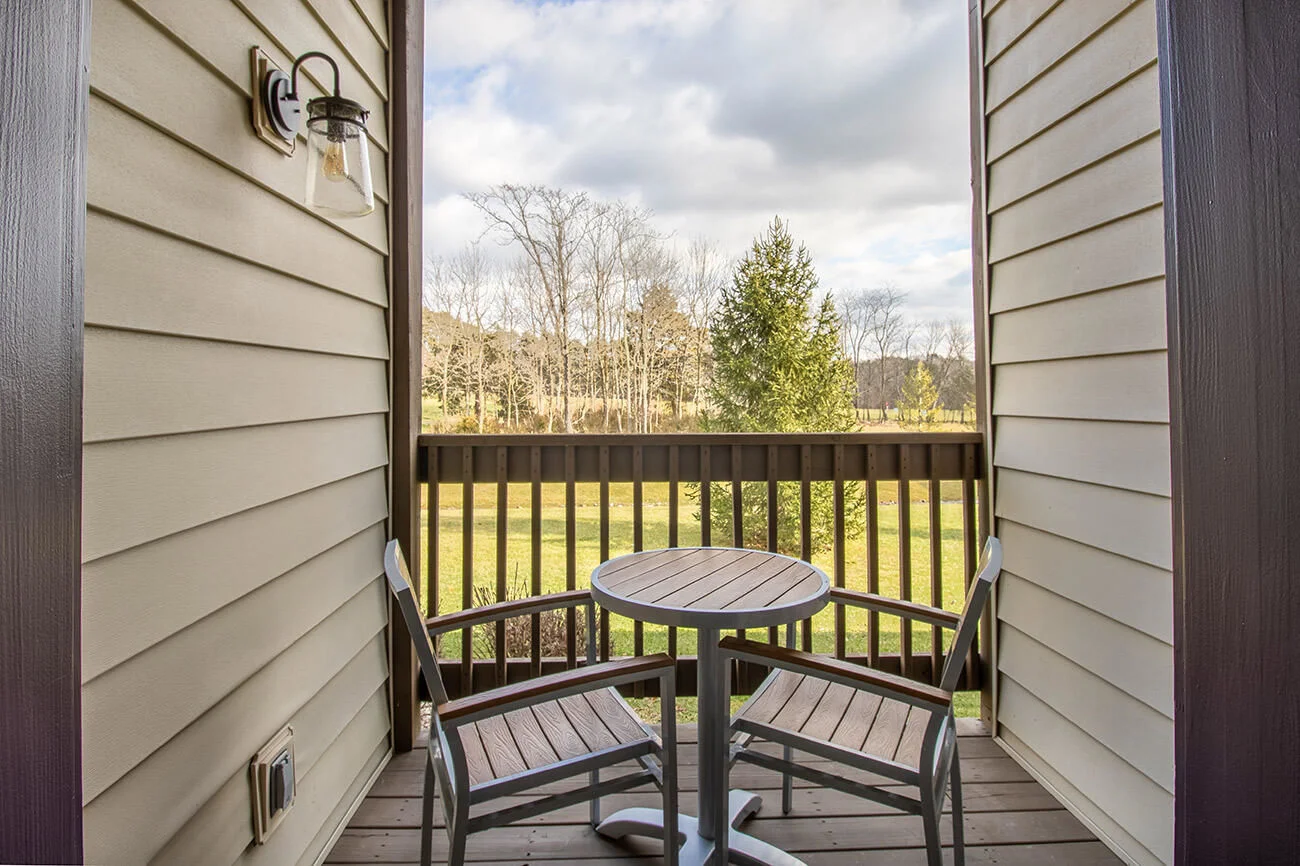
799 682 856 741
585 687 649 744
893 705 931 767
475 715 529 780
771 676 831 733
504 707 561 770
458 723 494 788
558 693 621 752
829 689 884 752
860 698 910 761
530 699 589 761
741 670 805 726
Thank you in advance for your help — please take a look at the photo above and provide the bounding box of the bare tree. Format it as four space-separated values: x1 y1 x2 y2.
862 284 908 421
681 237 726 417
447 243 495 430
466 185 592 432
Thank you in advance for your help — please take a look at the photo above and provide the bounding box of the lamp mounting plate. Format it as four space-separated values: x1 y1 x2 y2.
249 47 296 156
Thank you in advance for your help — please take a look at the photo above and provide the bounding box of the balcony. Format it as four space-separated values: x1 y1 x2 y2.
325 431 1120 864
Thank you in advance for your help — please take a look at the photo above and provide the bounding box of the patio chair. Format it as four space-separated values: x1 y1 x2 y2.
720 537 1002 866
383 540 680 866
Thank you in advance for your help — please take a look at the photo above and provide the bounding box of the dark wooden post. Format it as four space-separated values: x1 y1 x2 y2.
388 0 425 753
1158 1 1300 860
0 1 89 861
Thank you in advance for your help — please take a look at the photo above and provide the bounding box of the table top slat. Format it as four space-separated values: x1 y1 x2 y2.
688 557 802 611
591 547 830 630
650 551 777 608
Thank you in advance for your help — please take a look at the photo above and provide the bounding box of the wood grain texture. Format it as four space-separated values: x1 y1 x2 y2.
86 212 389 351
999 624 1172 792
83 327 388 441
86 625 387 863
384 0 421 754
83 469 387 682
989 280 1166 365
721 638 952 709
999 681 1171 864
82 413 388 561
993 416 1171 497
997 520 1172 644
83 530 387 801
1160 0 1300 860
0 1 87 860
998 573 1173 717
989 207 1165 313
437 655 672 724
986 0 1156 160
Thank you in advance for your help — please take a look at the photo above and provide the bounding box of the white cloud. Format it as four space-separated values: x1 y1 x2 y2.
421 0 974 323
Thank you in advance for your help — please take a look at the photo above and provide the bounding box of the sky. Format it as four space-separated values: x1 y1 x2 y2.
422 0 975 324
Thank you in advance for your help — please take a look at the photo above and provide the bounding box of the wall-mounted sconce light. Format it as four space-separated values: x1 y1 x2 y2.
256 50 374 218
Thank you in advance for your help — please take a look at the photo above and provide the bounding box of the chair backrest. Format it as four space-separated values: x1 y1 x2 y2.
938 536 1002 693
384 539 449 706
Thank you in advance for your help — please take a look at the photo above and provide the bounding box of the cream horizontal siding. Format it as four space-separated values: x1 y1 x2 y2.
980 0 1173 863
83 0 393 863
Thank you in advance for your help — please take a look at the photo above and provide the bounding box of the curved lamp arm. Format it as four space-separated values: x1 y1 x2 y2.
288 51 342 99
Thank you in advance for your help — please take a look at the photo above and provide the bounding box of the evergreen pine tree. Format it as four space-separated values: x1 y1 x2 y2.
703 217 863 555
899 361 940 430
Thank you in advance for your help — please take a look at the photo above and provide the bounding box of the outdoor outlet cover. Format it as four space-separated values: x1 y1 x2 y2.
250 725 296 844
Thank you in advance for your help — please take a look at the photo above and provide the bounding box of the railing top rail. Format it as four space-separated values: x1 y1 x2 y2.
418 431 984 447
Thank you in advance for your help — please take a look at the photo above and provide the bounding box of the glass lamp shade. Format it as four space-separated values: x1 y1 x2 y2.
303 97 374 217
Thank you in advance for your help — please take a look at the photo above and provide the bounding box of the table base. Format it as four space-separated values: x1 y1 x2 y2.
596 789 806 866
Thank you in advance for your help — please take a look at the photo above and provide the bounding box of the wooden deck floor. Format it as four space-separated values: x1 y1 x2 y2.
327 719 1121 865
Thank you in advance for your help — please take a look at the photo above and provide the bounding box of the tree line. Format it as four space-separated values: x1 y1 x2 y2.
422 184 975 434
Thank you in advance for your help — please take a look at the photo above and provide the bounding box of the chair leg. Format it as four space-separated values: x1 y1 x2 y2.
920 785 943 866
590 767 600 829
420 762 435 866
781 744 793 815
447 801 469 866
662 675 679 866
950 752 966 866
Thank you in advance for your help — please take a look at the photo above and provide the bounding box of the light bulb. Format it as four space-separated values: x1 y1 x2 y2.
321 139 349 183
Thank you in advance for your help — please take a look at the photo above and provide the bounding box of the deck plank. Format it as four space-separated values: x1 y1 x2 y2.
331 723 1122 865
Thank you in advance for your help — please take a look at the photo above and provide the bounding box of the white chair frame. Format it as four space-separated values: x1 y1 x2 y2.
720 538 1002 866
384 540 680 866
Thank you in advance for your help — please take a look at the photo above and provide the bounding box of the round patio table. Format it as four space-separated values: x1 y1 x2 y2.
591 547 830 866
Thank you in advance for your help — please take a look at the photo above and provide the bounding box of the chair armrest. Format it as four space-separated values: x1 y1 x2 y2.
425 589 593 637
828 587 961 629
437 654 675 726
719 636 952 711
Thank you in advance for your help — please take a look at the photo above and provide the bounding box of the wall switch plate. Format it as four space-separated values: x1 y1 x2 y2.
250 47 295 156
250 725 295 844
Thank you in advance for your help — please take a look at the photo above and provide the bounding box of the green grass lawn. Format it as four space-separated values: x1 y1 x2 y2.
419 480 982 716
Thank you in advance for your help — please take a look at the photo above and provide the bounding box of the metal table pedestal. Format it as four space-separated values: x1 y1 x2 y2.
596 626 806 866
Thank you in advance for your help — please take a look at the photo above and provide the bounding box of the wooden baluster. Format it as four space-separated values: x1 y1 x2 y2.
565 445 577 669
633 445 645 695
461 445 474 695
867 445 880 668
668 445 679 658
800 444 813 652
700 444 711 547
732 444 747 686
599 445 611 662
767 443 779 645
962 442 979 688
834 444 846 660
426 445 438 619
495 446 508 688
530 446 542 679
928 444 943 685
898 444 913 680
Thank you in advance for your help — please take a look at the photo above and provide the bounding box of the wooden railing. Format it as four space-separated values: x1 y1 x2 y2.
418 432 987 699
